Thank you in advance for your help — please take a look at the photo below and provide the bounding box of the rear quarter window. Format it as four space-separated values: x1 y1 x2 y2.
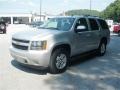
98 19 109 30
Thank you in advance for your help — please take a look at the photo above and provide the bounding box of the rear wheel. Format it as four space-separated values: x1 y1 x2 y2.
98 41 106 56
49 48 69 74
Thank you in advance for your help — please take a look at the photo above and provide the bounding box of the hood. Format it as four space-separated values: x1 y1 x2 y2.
12 29 63 41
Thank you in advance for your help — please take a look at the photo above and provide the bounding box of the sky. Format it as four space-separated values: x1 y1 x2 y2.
0 0 115 15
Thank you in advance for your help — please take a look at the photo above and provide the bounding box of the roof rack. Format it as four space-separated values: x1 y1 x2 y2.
84 15 99 18
71 15 100 18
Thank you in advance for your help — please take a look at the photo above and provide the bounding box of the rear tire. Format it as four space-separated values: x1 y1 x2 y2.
97 41 106 56
49 48 69 74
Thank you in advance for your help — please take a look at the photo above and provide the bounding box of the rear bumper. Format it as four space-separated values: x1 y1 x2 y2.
10 46 51 67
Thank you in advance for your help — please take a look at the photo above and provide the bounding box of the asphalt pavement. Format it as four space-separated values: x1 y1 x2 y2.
0 25 120 90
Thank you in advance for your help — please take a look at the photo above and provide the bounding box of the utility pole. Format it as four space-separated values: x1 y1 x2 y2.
90 0 92 15
40 0 42 21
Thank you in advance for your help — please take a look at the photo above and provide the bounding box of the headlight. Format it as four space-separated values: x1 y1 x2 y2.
30 41 47 50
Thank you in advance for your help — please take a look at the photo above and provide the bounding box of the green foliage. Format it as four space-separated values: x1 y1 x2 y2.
65 9 100 16
64 0 120 22
101 0 120 22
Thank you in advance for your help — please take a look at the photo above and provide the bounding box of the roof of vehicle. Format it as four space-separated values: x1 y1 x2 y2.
53 15 103 20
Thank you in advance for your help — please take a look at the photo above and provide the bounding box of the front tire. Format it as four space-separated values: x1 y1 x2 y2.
49 48 69 74
98 41 106 56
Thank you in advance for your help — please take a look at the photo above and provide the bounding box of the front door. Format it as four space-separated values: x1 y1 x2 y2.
73 18 92 55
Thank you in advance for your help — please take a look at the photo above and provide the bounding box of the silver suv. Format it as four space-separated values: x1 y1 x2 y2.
10 16 110 74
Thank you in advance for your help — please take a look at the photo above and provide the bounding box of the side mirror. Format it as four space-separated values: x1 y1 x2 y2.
77 25 86 30
75 25 86 32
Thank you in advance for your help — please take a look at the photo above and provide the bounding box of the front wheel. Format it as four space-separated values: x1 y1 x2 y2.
97 41 106 56
49 48 69 74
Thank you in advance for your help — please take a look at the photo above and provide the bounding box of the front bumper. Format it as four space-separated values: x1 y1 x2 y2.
10 46 51 67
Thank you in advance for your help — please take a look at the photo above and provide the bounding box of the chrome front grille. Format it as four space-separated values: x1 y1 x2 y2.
12 38 30 50
12 38 29 43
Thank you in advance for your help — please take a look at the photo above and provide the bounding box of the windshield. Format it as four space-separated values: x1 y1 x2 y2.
38 17 75 31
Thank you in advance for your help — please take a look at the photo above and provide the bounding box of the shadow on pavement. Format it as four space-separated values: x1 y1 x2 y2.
69 51 97 67
43 36 120 90
43 50 120 90
11 60 48 75
10 36 120 89
11 51 97 76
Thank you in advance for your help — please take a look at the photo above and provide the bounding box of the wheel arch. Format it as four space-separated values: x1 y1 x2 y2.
100 37 107 45
51 44 71 56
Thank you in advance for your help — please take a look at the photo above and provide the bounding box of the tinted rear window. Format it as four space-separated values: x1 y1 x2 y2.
89 18 99 30
98 19 109 29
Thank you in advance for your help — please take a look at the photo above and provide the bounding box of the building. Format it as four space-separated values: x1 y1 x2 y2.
32 13 56 21
0 13 32 24
0 13 48 24
32 14 46 22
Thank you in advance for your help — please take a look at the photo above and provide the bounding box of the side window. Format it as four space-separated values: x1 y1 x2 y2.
75 18 88 32
98 19 109 30
89 18 99 31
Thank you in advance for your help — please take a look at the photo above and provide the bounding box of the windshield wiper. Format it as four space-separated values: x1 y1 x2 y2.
38 27 60 30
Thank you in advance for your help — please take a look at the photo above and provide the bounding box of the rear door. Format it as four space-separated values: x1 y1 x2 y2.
97 19 110 43
87 18 101 49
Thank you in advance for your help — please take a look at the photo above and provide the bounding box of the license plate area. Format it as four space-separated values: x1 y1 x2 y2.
14 55 28 64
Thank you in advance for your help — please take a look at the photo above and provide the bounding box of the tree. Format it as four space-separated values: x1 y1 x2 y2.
64 9 100 16
101 0 120 22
